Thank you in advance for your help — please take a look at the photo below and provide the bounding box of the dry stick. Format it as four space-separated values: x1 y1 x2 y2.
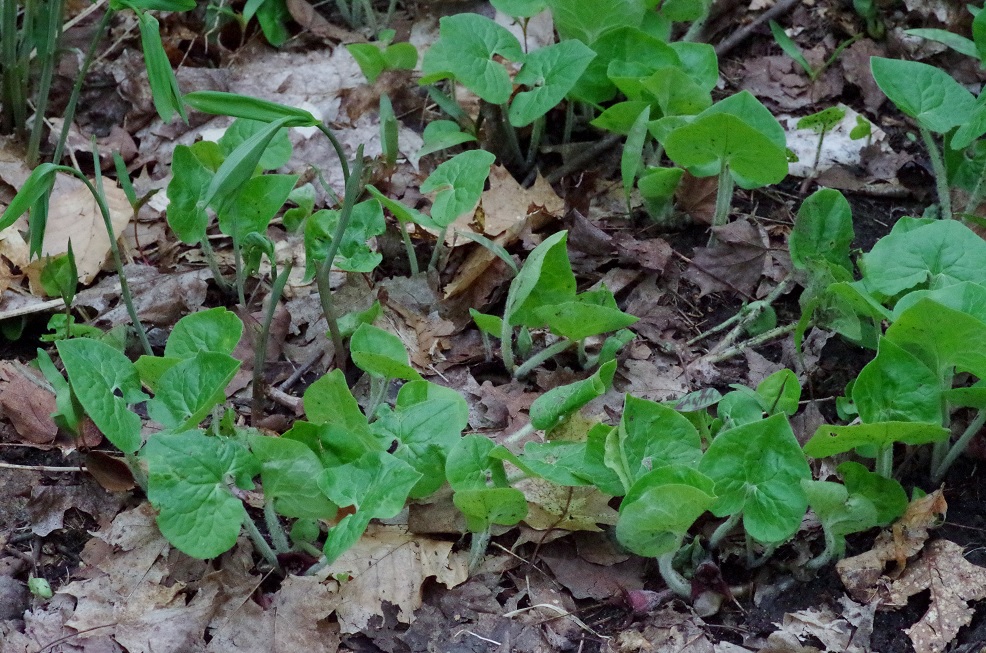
700 274 796 362
714 0 803 58
543 133 624 185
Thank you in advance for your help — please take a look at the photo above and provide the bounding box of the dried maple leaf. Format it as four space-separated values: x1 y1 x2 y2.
889 539 986 653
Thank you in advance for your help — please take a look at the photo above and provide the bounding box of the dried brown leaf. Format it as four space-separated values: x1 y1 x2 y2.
889 539 986 653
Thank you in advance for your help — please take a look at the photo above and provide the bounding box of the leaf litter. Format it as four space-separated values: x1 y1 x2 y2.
2 0 986 651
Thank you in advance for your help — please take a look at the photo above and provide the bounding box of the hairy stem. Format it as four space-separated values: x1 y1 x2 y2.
513 338 576 379
252 263 292 425
242 513 281 571
658 552 691 599
933 408 986 483
919 125 952 219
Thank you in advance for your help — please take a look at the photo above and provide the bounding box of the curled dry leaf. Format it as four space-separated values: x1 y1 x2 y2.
837 489 947 603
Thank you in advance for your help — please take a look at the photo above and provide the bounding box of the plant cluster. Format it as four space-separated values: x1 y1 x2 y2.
2 0 984 599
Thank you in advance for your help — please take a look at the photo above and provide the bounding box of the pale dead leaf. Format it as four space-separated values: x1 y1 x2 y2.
837 489 947 603
27 480 123 537
0 227 29 295
517 478 619 532
39 181 132 284
324 524 469 633
676 171 718 225
481 166 564 238
885 539 986 653
772 604 865 652
0 360 58 444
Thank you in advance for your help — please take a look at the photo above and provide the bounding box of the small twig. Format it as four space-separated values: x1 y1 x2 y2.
278 348 325 392
0 462 86 472
544 133 623 185
714 0 802 58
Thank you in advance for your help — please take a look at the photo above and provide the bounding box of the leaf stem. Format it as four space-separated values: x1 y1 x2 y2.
657 552 691 599
711 163 734 234
428 226 447 271
264 500 291 554
513 338 576 379
933 407 986 483
315 147 364 372
242 512 281 571
199 237 235 297
397 219 419 275
317 123 351 184
708 513 740 549
919 125 952 220
252 262 292 426
64 168 152 355
468 528 491 573
875 443 894 478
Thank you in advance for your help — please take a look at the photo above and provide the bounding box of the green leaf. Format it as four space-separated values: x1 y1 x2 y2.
350 323 422 380
134 355 181 393
147 352 240 430
318 451 422 564
489 442 591 487
622 105 651 209
870 57 977 133
136 12 186 123
852 337 943 425
755 369 801 416
668 42 719 91
639 166 684 220
508 40 596 128
546 0 645 44
663 113 788 189
504 231 576 327
975 7 986 64
250 434 338 519
255 0 290 46
660 0 708 22
421 14 524 104
303 369 370 431
904 28 978 59
40 245 78 304
203 117 292 210
769 20 813 76
218 174 298 241
218 118 293 171
611 395 703 493
420 150 496 227
573 27 679 104
347 43 389 83
374 381 469 498
616 465 716 557
790 188 854 272
145 431 257 558
0 163 57 232
417 120 477 157
886 298 986 378
446 434 508 490
490 0 547 16
166 145 213 245
453 487 528 532
798 106 847 134
183 91 318 127
56 338 147 454
591 101 653 135
892 281 986 324
165 307 244 359
530 293 638 340
470 309 504 336
802 479 878 559
862 220 986 297
641 67 713 117
698 414 810 543
804 421 950 458
529 360 616 430
838 461 907 525
37 348 83 435
304 200 385 276
365 185 434 227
